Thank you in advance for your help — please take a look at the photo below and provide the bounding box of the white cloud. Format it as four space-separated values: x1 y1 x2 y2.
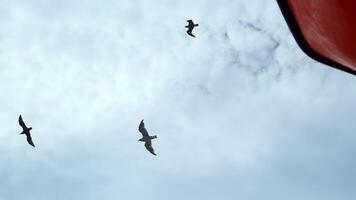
0 0 355 200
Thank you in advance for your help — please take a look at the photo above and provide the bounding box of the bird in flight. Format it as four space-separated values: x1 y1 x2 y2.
18 115 35 147
185 19 199 38
138 119 157 156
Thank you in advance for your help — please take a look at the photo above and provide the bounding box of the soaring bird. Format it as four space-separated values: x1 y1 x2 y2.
185 19 199 38
138 119 157 156
18 115 35 147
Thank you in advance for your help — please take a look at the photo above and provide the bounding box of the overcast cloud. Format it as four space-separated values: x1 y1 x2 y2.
0 0 355 200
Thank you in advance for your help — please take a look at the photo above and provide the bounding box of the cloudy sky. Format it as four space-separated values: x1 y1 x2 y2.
0 0 355 199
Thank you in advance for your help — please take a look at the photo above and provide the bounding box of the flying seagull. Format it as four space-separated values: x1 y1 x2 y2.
185 19 199 38
18 115 35 147
138 119 157 156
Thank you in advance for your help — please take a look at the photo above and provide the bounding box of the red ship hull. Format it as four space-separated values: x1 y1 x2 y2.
277 0 356 75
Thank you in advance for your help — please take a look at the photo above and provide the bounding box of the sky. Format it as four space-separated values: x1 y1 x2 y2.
0 0 356 199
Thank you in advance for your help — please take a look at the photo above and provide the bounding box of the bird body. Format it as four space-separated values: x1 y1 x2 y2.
186 19 199 38
138 120 157 156
139 135 157 142
20 127 32 134
18 115 35 147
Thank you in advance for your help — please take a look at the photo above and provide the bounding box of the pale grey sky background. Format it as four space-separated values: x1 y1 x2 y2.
0 0 356 200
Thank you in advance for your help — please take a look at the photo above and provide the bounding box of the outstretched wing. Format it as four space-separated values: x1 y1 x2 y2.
139 120 149 137
26 133 35 147
144 140 156 156
18 115 28 130
186 29 196 38
187 20 194 27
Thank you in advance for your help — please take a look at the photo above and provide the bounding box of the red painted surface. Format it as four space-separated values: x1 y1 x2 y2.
288 0 356 72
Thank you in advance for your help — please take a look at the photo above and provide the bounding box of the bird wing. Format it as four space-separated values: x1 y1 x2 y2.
18 115 28 130
186 29 196 38
187 20 194 26
139 120 149 137
26 133 35 147
145 140 156 156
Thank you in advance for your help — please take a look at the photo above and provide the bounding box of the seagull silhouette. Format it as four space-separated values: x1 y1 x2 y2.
18 115 35 147
185 19 199 38
138 119 157 156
